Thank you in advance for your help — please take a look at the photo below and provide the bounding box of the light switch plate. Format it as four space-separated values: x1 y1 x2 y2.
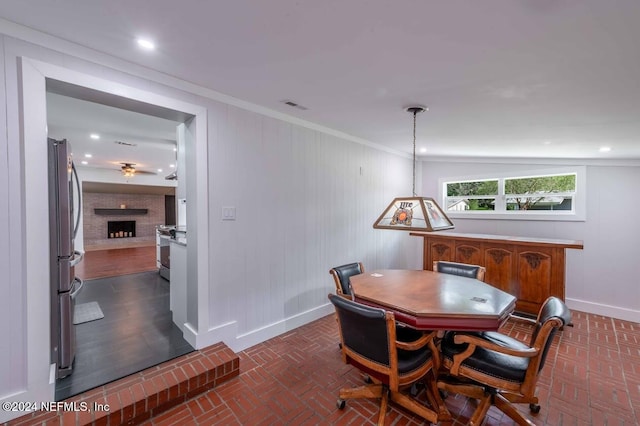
222 206 236 221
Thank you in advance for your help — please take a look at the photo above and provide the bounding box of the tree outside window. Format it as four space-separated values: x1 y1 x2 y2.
444 174 576 213
505 174 575 211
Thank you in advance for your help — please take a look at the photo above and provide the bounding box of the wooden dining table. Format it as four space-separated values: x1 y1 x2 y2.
350 269 517 331
350 269 517 424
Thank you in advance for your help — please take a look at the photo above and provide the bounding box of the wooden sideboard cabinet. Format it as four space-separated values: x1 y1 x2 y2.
410 232 583 315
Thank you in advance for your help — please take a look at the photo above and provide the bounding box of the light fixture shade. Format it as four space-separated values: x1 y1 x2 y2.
373 196 454 232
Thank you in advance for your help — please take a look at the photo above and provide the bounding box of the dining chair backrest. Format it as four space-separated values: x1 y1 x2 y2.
329 293 391 367
330 262 364 297
530 296 572 372
433 261 486 282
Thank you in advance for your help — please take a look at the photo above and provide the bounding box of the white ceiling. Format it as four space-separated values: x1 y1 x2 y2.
46 92 179 176
2 0 640 159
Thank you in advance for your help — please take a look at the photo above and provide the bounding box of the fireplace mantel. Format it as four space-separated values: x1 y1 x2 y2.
94 208 148 216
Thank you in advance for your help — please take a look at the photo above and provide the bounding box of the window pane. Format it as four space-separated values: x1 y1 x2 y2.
505 174 575 194
446 180 498 196
440 167 583 220
506 196 573 211
447 198 496 211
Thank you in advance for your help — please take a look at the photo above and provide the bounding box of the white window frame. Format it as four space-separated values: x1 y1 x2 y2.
439 166 586 221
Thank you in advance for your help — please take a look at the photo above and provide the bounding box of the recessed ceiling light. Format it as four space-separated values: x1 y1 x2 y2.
169 164 175 168
157 168 163 172
81 161 88 165
599 146 612 152
136 38 156 51
543 140 552 145
173 147 177 152
419 147 427 153
90 133 100 140
84 153 92 158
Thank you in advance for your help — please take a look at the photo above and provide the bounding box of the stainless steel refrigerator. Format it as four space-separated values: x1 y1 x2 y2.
48 138 84 379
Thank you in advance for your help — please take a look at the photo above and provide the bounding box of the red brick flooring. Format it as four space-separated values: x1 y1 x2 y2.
145 310 639 425
6 310 638 425
5 343 239 426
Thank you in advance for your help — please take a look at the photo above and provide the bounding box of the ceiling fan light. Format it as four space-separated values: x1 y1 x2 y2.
121 163 136 178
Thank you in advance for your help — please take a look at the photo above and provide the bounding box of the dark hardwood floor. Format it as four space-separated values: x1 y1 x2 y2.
56 271 194 401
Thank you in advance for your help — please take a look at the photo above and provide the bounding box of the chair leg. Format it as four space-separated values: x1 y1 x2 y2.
437 380 486 400
338 383 383 401
468 392 493 426
494 394 536 426
377 388 389 426
389 390 438 424
337 383 389 425
437 379 492 426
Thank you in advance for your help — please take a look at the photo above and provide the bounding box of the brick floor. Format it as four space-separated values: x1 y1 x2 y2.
144 309 638 425
5 343 239 426
5 309 638 425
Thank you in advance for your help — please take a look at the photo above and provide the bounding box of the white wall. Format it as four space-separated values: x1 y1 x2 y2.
207 109 421 346
422 160 640 322
0 27 420 421
0 33 28 409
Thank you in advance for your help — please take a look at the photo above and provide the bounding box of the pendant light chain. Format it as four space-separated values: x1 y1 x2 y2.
373 105 454 231
407 105 425 196
412 109 417 197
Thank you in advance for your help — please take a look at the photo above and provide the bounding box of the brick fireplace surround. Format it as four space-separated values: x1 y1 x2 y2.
83 192 165 250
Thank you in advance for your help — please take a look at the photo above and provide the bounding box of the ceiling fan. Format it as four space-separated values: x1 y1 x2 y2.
119 163 156 177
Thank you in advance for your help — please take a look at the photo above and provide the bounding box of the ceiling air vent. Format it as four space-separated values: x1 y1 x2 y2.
281 100 308 110
114 140 137 147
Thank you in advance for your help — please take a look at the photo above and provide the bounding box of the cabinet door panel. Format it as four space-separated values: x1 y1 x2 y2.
517 250 552 304
428 240 454 266
484 247 514 294
455 243 482 265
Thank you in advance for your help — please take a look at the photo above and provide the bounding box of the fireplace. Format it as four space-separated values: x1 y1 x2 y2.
108 221 136 238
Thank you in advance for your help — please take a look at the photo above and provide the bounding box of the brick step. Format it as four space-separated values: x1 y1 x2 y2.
6 342 239 426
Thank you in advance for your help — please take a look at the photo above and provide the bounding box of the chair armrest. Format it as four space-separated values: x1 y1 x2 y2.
447 333 537 376
396 331 438 351
453 333 538 358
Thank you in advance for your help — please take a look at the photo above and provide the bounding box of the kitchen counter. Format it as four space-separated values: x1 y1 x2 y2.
169 229 187 246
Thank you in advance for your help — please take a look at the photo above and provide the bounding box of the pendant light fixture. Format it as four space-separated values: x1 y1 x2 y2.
373 106 454 232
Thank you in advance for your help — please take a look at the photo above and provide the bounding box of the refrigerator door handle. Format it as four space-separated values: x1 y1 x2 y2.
70 277 84 299
69 250 84 267
72 162 82 240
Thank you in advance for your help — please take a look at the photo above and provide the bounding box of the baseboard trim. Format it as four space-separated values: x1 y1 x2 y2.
566 297 640 323
231 303 334 353
184 303 334 353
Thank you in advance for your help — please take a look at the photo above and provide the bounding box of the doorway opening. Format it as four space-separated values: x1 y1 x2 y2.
45 80 196 400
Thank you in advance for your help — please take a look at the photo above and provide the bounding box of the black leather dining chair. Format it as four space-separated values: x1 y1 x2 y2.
437 296 572 426
329 262 364 298
329 262 423 348
329 293 440 426
433 260 486 282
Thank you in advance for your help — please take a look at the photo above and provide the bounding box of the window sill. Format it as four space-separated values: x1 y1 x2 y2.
446 211 585 222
